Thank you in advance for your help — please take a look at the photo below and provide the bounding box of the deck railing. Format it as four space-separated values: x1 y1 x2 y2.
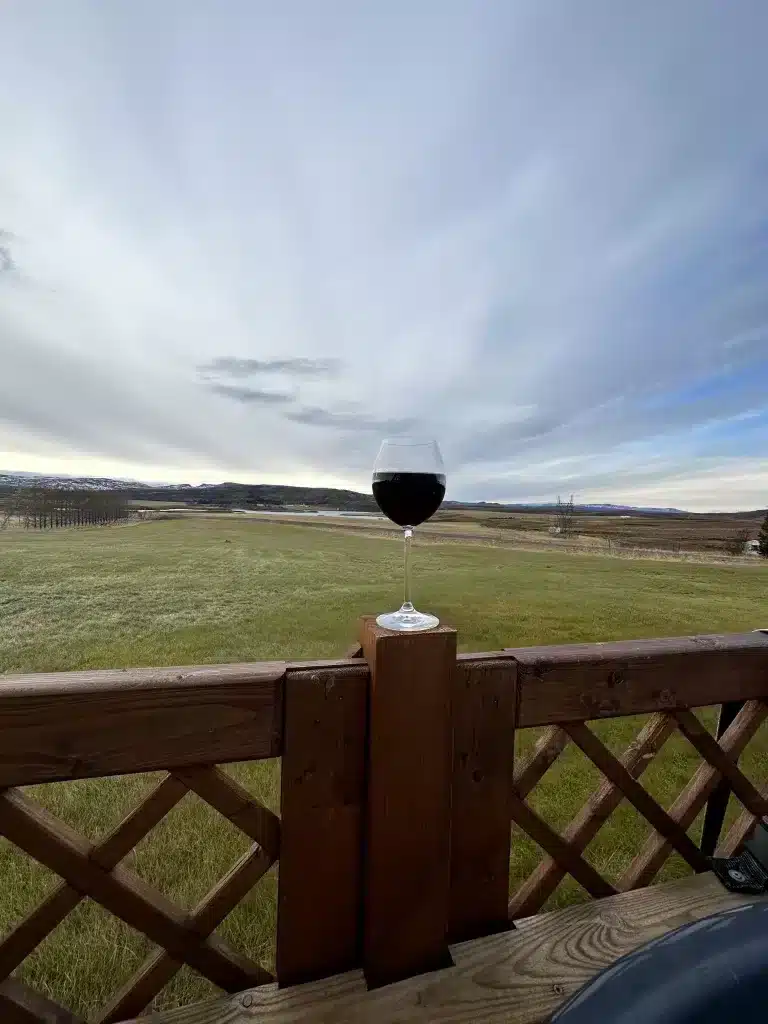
1 620 767 1022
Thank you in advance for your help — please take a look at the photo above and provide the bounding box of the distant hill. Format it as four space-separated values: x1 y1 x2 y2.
1 471 763 518
0 473 378 512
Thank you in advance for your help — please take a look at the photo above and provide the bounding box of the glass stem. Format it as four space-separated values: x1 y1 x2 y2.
402 526 414 611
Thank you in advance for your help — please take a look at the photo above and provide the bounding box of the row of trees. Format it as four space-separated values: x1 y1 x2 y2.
0 488 129 529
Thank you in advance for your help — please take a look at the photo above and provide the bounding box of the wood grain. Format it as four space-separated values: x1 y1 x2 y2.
563 721 709 871
275 662 368 986
506 631 768 726
449 657 517 943
0 663 285 786
361 618 456 988
621 699 768 889
129 874 765 1024
510 714 674 918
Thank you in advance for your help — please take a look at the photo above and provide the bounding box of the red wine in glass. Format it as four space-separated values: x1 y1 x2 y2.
372 440 445 631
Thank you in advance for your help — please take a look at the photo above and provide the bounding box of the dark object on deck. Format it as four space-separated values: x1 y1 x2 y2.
711 820 768 894
550 901 768 1024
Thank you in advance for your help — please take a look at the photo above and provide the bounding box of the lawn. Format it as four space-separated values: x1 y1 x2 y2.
1 517 767 1018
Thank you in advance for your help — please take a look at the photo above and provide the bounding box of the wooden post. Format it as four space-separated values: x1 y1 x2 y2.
449 655 517 942
276 661 369 986
360 616 456 988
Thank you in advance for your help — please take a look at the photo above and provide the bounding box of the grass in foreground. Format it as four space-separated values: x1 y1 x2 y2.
1 518 767 1017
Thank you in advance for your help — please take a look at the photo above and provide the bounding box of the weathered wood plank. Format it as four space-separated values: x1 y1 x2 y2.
563 721 709 871
129 874 765 1024
506 632 768 726
275 662 368 986
449 657 517 943
361 618 455 988
0 664 285 785
621 699 768 889
510 714 674 918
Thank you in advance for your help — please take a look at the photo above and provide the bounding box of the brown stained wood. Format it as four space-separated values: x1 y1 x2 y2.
276 662 368 987
0 664 285 786
97 843 274 1023
0 977 83 1023
510 714 674 919
507 631 768 726
509 791 616 899
621 700 768 890
0 776 187 979
513 726 569 800
128 874 764 1024
716 798 768 857
0 789 264 992
172 767 280 860
563 722 709 872
671 708 768 820
449 657 517 943
361 618 456 988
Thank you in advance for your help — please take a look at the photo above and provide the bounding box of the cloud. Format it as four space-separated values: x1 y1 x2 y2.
208 383 294 404
198 356 341 379
1 1 768 510
285 405 415 432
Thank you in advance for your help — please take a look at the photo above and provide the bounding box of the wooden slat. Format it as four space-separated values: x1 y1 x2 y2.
97 843 274 1023
276 662 368 986
508 791 616 900
172 767 280 860
449 657 517 943
563 721 709 872
510 714 674 918
0 977 83 1024
506 631 768 726
671 708 768 819
0 663 285 786
127 874 764 1024
621 699 768 889
513 726 569 800
716 799 768 858
0 775 187 979
360 619 455 988
0 790 264 992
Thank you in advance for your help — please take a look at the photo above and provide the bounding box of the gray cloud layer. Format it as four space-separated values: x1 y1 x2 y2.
1 1 767 507
199 356 341 378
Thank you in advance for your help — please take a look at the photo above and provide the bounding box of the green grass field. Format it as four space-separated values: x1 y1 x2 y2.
1 517 767 1017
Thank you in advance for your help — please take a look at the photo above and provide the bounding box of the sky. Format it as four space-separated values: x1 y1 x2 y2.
1 1 767 511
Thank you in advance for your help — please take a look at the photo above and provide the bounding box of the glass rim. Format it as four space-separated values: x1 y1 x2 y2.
378 437 440 447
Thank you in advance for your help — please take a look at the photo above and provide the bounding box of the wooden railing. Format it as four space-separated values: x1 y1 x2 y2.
1 622 768 1022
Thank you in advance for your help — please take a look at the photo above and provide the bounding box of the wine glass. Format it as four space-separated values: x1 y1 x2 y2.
372 438 446 631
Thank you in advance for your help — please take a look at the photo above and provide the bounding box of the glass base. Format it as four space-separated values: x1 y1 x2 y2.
376 605 439 632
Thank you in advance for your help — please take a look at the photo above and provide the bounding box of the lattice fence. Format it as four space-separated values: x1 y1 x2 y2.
508 700 768 918
0 766 279 1023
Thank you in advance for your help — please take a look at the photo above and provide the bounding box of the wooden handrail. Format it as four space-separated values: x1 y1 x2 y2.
1 628 768 1022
